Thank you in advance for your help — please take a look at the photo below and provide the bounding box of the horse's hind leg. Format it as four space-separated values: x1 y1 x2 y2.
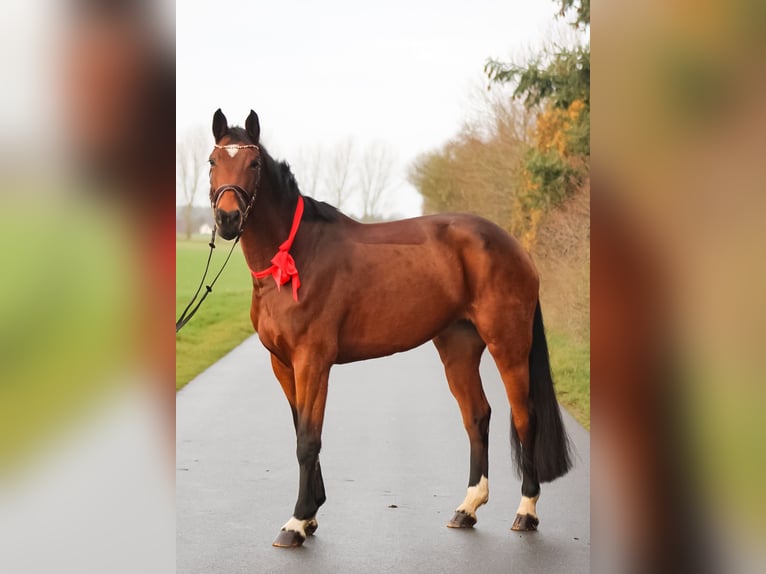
485 340 542 531
480 300 573 532
433 320 491 529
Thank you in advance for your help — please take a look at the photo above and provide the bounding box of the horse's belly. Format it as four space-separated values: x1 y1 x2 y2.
335 327 444 363
335 281 461 363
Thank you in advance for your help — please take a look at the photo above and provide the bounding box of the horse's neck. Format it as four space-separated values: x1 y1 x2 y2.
239 188 296 272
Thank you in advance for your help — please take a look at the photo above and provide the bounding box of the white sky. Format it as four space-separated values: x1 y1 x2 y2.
177 0 573 217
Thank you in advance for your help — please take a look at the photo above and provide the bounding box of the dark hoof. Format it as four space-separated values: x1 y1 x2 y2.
272 529 306 548
511 513 539 531
447 510 477 529
305 519 318 536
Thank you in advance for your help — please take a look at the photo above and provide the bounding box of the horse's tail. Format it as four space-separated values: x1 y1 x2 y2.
510 300 573 482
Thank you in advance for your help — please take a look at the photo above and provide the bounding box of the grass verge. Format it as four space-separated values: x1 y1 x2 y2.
547 330 590 429
176 238 254 391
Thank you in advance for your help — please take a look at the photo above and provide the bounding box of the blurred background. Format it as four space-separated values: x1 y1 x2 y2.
0 0 175 572
593 0 766 572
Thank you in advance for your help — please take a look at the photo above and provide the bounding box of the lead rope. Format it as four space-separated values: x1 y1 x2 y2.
175 227 240 333
176 147 261 333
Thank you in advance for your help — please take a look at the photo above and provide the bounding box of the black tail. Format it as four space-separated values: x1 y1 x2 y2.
510 301 573 483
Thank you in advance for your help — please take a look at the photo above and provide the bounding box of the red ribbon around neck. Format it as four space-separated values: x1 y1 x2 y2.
251 196 305 301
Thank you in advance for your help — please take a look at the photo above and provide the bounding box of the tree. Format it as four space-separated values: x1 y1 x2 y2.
409 99 527 237
358 142 396 221
484 0 589 224
557 0 589 28
486 45 590 113
324 138 355 211
176 127 210 239
294 145 324 200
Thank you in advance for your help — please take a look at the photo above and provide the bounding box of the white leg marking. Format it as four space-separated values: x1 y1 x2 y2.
281 516 308 538
456 475 489 518
516 494 540 518
225 147 239 158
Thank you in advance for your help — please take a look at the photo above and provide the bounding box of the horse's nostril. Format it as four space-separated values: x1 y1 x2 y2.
216 209 241 226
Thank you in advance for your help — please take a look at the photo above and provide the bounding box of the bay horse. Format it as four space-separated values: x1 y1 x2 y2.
208 109 572 548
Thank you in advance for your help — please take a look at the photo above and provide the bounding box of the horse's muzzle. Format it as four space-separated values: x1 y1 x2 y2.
215 208 242 239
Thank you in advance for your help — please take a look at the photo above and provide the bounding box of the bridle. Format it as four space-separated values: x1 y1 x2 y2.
209 143 263 236
176 143 263 333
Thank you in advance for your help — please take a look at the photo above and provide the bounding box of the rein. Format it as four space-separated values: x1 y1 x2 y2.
175 145 262 334
175 227 240 333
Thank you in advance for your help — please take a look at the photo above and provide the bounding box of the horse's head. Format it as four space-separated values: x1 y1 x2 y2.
208 109 262 240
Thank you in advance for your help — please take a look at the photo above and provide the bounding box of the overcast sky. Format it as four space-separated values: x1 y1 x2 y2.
177 0 574 216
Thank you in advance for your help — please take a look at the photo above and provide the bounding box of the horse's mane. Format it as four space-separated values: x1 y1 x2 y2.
225 127 340 224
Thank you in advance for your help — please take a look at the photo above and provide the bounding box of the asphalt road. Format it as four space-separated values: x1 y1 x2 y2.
177 335 590 574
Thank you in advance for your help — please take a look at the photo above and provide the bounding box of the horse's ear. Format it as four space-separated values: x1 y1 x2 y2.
245 110 260 143
212 108 228 142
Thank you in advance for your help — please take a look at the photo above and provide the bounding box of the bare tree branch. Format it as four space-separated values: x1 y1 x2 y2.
176 127 209 238
293 145 324 200
358 141 395 220
324 138 355 210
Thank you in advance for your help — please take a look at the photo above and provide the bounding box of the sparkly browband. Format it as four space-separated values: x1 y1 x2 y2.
214 144 259 150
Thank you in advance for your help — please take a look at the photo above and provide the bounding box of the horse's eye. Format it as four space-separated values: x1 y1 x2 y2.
208 159 216 167
249 160 259 169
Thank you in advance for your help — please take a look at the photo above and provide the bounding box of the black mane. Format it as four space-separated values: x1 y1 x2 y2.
224 127 339 224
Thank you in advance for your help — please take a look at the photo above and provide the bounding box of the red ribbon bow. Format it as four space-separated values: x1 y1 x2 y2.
251 196 305 301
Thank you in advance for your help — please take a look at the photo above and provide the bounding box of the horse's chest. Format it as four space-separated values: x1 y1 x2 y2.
253 304 306 359
255 315 281 348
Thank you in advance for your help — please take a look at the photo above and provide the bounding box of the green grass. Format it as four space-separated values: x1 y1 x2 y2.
176 238 254 390
547 331 590 429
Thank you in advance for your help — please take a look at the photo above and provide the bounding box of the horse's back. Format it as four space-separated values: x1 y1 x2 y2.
350 212 530 257
344 212 538 297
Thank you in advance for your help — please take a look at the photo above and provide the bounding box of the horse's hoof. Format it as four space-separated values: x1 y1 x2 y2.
272 529 306 548
511 513 539 531
447 510 477 529
305 519 318 536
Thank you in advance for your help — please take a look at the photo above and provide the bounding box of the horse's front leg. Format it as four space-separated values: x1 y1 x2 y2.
271 353 331 548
